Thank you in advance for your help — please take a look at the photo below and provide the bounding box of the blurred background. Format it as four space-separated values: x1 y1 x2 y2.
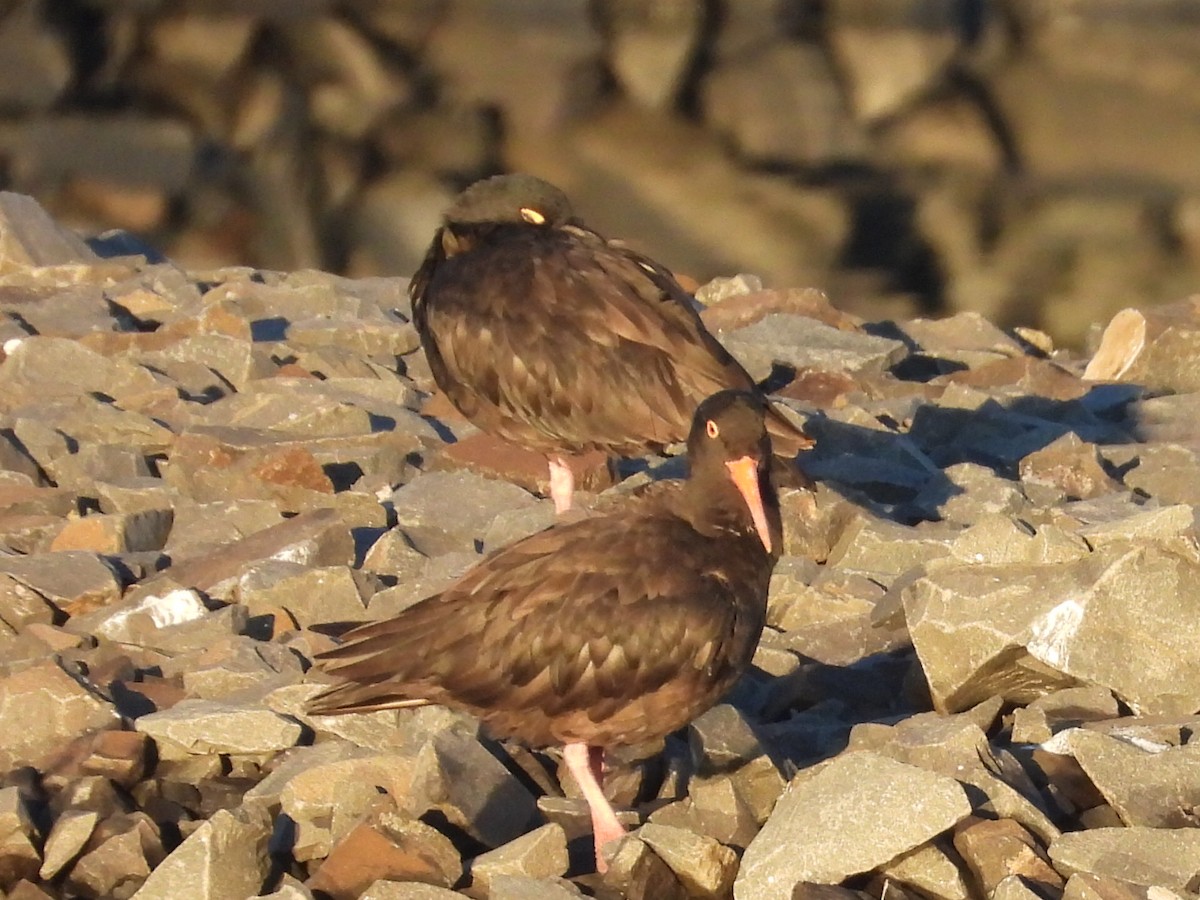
2 0 1199 348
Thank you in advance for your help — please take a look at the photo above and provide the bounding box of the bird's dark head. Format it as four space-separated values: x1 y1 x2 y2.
686 390 777 554
445 174 575 228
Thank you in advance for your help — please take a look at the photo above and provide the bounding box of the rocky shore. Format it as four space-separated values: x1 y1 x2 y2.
0 191 1199 899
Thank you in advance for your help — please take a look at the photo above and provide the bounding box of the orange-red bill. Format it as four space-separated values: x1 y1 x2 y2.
724 456 772 554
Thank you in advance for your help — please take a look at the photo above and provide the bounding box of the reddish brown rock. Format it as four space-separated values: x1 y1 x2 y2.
307 817 462 899
952 816 1064 897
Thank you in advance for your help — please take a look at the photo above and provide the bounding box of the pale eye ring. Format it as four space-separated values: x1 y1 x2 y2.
520 207 546 225
705 419 720 439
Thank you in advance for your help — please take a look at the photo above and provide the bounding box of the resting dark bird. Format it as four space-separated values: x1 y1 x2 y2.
410 172 812 513
307 390 783 872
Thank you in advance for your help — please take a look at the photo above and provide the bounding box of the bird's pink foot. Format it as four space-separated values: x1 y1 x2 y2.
563 742 627 873
549 456 575 515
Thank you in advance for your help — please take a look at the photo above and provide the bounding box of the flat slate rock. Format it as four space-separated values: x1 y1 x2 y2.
734 751 971 899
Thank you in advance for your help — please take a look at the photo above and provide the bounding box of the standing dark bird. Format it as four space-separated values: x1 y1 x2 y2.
410 172 812 513
307 390 782 872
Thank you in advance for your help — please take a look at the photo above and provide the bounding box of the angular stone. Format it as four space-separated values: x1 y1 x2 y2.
1050 827 1200 892
1049 727 1200 827
129 807 270 900
0 192 99 272
308 815 462 899
688 704 769 773
735 751 971 899
469 823 568 891
0 335 160 404
848 716 1059 845
139 506 353 597
390 469 540 556
1084 299 1200 393
66 586 208 645
904 545 1200 714
0 661 118 771
951 816 1063 897
877 839 971 900
1019 433 1119 500
135 699 303 756
267 747 423 862
636 823 737 899
0 550 123 618
65 812 164 898
39 808 99 879
50 508 174 554
603 835 687 900
948 514 1089 567
413 730 539 848
1061 873 1181 900
723 315 907 383
238 561 371 627
169 634 306 699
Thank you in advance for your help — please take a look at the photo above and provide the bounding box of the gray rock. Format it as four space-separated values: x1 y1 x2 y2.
603 834 687 900
39 808 99 880
134 698 303 757
825 516 957 579
129 806 271 900
1049 827 1200 892
948 514 1089 566
270 748 426 862
64 811 164 898
637 822 738 899
877 839 971 900
0 192 99 272
1048 727 1200 827
734 751 971 899
850 716 1059 845
0 660 118 771
469 823 569 890
140 506 353 597
0 825 42 887
237 561 371 627
904 544 1200 714
688 704 769 773
413 730 538 848
723 314 907 382
390 470 539 556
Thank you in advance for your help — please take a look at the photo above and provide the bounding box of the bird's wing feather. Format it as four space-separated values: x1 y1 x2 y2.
310 512 757 719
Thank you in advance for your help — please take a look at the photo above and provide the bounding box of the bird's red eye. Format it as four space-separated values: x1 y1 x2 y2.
705 419 720 439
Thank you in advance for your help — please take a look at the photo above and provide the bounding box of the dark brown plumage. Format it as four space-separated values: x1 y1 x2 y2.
410 173 812 511
308 390 782 870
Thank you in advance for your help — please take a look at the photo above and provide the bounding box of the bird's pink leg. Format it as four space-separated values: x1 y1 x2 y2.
563 742 626 872
548 456 574 515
